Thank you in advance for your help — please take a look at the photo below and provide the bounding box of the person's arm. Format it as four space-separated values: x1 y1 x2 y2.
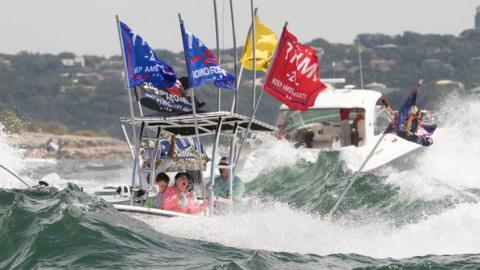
186 194 208 214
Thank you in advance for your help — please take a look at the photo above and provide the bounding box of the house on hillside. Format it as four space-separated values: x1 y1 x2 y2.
370 59 395 72
435 80 465 94
421 59 455 76
375 44 398 49
365 82 399 94
61 56 85 67
0 57 11 68
99 69 123 80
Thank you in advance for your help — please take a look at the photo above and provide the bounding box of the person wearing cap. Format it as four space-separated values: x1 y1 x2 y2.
162 172 208 214
208 157 245 203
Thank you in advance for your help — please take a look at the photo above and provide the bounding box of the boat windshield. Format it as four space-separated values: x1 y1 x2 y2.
374 107 394 135
277 108 366 148
281 109 339 134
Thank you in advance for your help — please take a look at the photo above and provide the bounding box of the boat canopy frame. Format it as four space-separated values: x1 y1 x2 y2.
120 111 275 136
123 110 275 216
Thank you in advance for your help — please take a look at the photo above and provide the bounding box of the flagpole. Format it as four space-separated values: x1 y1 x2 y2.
230 66 243 113
234 22 287 171
358 43 364 89
213 0 221 111
250 0 256 113
229 0 239 113
115 15 138 150
230 7 256 113
178 13 202 165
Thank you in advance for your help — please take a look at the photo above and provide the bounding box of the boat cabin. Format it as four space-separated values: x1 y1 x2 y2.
275 86 392 149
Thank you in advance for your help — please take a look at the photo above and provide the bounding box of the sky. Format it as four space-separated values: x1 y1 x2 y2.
1 0 479 56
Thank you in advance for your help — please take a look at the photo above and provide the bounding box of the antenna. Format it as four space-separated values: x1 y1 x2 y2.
358 43 364 89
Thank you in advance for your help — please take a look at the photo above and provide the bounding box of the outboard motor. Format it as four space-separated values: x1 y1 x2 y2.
116 184 131 198
38 181 60 193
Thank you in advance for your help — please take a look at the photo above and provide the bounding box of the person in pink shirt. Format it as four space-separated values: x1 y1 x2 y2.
162 172 208 214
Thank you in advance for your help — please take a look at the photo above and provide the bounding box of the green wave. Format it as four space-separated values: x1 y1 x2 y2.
247 151 470 224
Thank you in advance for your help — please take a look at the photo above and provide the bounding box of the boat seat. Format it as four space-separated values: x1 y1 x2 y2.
311 123 345 148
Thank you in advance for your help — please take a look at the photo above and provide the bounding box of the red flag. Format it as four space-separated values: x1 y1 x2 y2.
263 28 326 111
166 79 185 96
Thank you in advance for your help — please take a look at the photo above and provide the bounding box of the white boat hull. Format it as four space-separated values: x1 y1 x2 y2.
341 133 426 172
113 204 197 218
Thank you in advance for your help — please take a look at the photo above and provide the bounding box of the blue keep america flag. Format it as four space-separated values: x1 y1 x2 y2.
180 22 236 91
120 21 177 89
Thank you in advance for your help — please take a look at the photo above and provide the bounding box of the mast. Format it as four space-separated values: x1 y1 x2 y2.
115 15 141 201
229 0 239 113
250 0 256 113
213 0 221 111
358 43 364 89
115 15 138 152
234 21 288 172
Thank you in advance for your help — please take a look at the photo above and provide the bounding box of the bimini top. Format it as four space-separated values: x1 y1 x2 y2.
120 111 275 136
280 86 382 110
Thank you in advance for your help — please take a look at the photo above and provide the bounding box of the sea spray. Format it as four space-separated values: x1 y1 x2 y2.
0 126 29 188
142 93 480 260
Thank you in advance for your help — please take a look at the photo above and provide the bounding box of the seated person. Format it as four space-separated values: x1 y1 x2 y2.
147 173 170 209
351 109 365 146
162 172 208 214
380 98 394 116
275 124 290 140
397 106 434 146
208 157 245 203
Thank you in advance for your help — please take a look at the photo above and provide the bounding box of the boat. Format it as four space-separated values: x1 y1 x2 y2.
274 80 435 172
90 111 275 218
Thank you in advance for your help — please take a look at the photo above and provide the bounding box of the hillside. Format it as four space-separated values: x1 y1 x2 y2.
1 29 480 138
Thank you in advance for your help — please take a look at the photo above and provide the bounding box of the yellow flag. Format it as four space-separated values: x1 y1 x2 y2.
240 16 278 72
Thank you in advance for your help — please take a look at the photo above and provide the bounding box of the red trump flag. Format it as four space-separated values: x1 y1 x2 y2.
263 27 326 110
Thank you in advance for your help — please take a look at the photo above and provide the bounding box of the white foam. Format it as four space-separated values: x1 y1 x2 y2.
141 94 480 259
382 94 480 200
203 133 318 183
0 128 30 188
141 201 480 259
412 96 480 189
238 133 318 182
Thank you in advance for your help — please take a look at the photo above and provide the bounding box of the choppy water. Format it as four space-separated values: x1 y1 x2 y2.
2 94 480 269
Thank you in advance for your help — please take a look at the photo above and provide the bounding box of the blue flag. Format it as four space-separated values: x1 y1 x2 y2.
120 21 177 89
180 22 236 91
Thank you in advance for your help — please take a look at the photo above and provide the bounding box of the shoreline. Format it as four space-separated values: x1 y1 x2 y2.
6 132 131 160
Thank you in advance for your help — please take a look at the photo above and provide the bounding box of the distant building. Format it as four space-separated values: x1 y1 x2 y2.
61 56 85 67
435 80 465 93
100 69 123 80
375 44 398 49
476 6 480 29
369 59 395 72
